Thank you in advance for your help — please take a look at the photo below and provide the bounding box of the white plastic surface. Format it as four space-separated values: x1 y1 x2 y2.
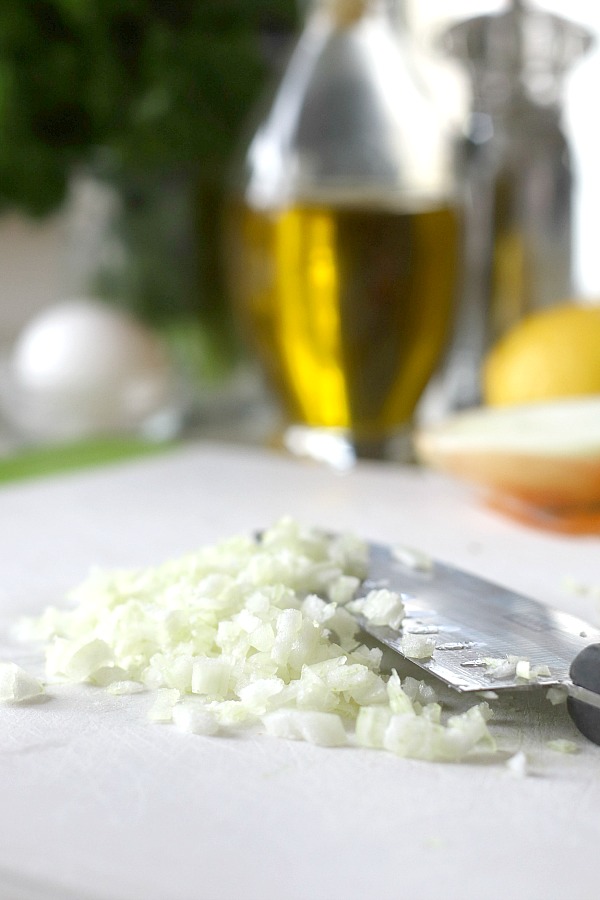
0 442 599 900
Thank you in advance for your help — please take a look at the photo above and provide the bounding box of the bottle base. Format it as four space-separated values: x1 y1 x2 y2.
280 423 415 470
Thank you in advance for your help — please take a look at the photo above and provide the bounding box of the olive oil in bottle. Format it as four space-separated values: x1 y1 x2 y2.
229 201 459 442
226 0 459 461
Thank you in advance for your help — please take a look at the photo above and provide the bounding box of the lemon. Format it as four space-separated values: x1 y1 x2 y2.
483 302 600 406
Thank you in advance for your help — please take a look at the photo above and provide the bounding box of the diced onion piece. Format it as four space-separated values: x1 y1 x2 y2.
401 633 436 660
402 677 438 705
296 668 337 712
392 545 433 573
546 739 579 754
383 714 438 759
62 639 114 682
209 700 252 726
148 688 180 722
327 575 360 606
249 623 276 653
0 661 44 703
326 606 360 645
301 594 335 625
546 687 568 706
329 533 369 579
386 670 415 715
355 706 392 748
516 660 531 680
446 703 495 751
157 656 194 692
359 589 405 630
326 663 387 705
191 658 232 698
350 644 383 670
91 666 131 687
237 678 284 714
172 701 219 735
421 702 442 724
531 665 552 679
262 710 347 746
107 680 145 695
483 656 518 680
506 751 528 777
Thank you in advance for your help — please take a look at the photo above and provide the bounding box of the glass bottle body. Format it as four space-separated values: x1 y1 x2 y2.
484 105 572 343
227 0 459 459
437 4 592 411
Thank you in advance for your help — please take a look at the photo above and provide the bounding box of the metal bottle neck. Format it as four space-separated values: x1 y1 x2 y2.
303 0 406 29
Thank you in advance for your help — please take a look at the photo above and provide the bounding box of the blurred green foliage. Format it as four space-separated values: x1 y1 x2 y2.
0 0 298 216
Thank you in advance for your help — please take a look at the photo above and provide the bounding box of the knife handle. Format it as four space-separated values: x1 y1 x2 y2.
567 644 600 745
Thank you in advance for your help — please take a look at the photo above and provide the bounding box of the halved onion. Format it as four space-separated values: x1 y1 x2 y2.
414 397 600 533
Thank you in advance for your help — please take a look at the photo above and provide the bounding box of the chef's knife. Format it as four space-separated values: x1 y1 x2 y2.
353 543 600 745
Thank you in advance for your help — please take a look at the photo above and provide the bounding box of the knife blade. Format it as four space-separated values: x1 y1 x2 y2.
351 543 600 744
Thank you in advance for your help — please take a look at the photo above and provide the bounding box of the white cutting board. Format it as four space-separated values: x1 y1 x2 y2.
0 442 599 900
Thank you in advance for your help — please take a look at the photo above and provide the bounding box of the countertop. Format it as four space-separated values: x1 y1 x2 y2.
1 441 599 900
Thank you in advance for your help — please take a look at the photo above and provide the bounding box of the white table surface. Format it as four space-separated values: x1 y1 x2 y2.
1 441 599 900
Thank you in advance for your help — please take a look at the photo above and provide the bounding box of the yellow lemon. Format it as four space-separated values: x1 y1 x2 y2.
483 302 600 406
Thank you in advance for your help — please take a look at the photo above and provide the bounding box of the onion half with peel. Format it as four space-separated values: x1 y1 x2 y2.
414 397 600 533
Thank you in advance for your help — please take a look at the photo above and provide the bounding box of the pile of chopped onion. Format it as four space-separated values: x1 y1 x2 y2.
17 518 496 762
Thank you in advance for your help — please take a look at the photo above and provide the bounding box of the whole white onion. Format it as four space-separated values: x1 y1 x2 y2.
4 298 180 441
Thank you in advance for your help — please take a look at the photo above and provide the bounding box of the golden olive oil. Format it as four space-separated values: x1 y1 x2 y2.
228 201 459 441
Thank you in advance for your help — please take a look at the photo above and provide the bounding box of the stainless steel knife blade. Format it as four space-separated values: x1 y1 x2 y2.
354 543 600 704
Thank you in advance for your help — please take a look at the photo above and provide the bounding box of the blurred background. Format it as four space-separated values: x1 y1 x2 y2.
1 0 599 463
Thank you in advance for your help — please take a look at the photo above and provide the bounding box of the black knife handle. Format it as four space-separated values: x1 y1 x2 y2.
567 644 600 745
